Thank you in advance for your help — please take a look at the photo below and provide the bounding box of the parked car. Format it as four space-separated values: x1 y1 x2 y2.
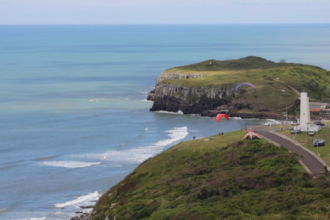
290 129 301 134
313 138 325 146
315 121 325 126
309 130 315 136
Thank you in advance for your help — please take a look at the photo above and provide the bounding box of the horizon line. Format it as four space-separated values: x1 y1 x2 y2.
0 23 330 26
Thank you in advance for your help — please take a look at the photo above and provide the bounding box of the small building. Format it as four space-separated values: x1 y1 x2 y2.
310 102 330 115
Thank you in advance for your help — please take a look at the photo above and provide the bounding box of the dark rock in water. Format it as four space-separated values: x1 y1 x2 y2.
146 89 155 101
70 212 89 220
79 205 94 209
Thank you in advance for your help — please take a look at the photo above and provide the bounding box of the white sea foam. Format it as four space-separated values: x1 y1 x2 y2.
89 98 105 102
24 218 45 220
141 99 153 102
16 217 46 220
42 161 101 168
265 119 282 124
55 191 101 209
230 117 242 120
138 91 149 94
243 118 264 120
188 114 211 118
156 110 184 115
78 127 188 164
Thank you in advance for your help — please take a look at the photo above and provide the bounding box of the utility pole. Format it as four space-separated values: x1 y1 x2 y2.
317 131 319 156
306 122 311 143
295 111 298 135
286 106 288 129
286 106 288 121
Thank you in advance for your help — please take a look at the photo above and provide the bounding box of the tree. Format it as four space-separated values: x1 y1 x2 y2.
279 58 286 63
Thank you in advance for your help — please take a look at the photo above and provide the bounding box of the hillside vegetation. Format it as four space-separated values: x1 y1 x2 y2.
161 57 330 114
90 131 330 220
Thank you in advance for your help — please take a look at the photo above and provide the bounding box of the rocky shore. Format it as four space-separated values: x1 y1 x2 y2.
70 212 90 220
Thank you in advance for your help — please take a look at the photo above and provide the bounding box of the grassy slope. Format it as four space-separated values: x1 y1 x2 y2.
92 131 330 220
161 57 330 114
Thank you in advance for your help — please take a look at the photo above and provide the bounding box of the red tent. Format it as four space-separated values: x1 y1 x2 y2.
242 129 262 140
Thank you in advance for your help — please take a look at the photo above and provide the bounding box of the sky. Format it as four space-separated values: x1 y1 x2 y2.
1 0 330 24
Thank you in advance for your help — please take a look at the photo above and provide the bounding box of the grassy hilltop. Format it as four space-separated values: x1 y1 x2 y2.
160 57 330 115
91 131 330 220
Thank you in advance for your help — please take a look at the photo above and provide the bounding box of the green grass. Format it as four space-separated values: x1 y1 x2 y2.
90 130 330 220
278 128 330 165
159 56 330 114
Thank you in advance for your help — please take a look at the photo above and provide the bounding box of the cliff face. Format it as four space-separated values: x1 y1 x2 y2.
148 71 284 119
149 83 234 114
149 71 234 114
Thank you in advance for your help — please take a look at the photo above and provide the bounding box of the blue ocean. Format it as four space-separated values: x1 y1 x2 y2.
0 25 329 220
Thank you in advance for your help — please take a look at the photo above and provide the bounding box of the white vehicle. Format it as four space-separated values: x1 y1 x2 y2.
309 130 315 136
290 129 301 134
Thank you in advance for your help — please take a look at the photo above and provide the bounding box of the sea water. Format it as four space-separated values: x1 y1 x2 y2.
0 25 329 220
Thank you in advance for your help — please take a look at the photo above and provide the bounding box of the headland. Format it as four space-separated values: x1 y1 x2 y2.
147 56 330 119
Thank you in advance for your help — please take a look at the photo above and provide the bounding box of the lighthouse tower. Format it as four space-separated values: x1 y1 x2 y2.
299 92 320 132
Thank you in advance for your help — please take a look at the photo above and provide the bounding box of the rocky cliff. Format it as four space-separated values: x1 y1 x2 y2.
148 71 232 113
147 71 283 119
149 83 234 114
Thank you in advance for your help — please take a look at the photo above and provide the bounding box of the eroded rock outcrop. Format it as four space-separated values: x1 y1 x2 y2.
147 71 283 119
148 71 235 114
149 83 234 114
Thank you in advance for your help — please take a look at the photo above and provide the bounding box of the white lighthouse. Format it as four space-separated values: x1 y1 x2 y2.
299 92 320 132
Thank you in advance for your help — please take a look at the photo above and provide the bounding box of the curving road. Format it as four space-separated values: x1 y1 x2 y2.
258 129 324 174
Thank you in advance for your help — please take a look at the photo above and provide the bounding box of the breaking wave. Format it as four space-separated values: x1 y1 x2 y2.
156 110 184 115
41 161 101 168
55 191 101 209
77 127 188 164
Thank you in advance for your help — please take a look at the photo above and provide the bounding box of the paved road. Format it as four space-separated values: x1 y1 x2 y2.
258 129 324 174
